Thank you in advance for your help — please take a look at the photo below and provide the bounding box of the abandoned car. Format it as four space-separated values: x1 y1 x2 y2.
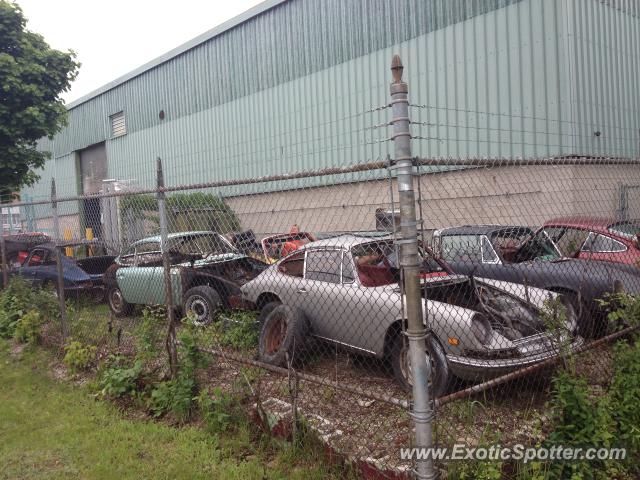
104 231 267 324
11 241 115 301
535 217 640 267
241 235 582 397
433 225 640 337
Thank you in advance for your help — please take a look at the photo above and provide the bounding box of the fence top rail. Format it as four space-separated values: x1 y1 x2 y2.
4 156 640 208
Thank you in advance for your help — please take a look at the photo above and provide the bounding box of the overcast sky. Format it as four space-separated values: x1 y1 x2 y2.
17 0 264 104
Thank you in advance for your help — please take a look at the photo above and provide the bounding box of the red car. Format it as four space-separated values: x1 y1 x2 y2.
536 217 640 267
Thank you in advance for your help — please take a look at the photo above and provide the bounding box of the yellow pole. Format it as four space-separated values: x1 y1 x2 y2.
63 228 73 257
85 227 94 256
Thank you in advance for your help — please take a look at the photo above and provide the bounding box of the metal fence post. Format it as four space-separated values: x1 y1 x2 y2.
390 55 436 479
0 210 8 287
157 158 179 377
51 179 69 339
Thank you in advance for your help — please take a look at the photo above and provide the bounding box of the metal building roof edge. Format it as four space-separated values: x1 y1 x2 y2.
65 0 288 110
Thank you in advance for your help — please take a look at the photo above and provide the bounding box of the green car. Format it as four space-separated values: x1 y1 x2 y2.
103 231 267 325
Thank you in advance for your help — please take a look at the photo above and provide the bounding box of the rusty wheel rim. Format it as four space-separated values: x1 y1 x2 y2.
264 312 287 355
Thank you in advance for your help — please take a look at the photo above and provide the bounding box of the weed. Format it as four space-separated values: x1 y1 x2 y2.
63 340 97 373
134 307 165 365
0 278 57 338
148 374 196 422
196 386 241 433
219 310 259 351
99 355 143 398
609 337 640 471
13 310 45 344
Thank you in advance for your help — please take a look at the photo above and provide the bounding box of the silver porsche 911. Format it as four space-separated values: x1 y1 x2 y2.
241 234 584 397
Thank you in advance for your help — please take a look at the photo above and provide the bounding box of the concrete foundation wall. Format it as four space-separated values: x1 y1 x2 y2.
226 164 640 239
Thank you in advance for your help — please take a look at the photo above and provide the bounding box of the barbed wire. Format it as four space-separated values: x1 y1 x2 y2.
409 103 640 133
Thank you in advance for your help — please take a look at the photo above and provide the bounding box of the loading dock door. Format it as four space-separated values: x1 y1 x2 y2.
79 143 108 238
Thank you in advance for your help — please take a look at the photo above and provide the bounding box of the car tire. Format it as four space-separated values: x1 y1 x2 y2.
184 285 221 327
108 286 133 317
257 301 281 329
391 333 451 399
258 304 308 367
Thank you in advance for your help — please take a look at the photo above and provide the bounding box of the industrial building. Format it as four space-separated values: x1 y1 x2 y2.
20 0 640 238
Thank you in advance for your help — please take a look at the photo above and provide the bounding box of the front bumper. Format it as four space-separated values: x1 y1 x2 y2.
447 335 585 381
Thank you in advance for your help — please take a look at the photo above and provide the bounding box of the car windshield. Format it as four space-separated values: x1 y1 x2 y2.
264 233 314 260
608 221 640 239
170 233 234 256
512 229 560 262
351 239 444 287
439 235 485 263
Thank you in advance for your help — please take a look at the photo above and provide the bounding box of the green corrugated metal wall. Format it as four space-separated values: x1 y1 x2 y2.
22 0 640 202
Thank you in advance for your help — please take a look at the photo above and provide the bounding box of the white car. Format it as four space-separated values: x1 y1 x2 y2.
241 235 584 397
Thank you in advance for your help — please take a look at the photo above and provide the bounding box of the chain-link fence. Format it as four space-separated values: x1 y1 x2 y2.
2 56 640 479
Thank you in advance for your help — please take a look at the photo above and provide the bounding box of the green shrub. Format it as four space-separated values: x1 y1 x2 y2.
609 338 640 468
63 340 97 373
544 371 614 479
148 374 196 422
219 312 259 351
134 307 165 365
13 310 45 344
99 356 143 398
196 386 238 433
0 278 58 339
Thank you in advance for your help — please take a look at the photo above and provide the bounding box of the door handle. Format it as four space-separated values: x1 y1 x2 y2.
297 288 308 293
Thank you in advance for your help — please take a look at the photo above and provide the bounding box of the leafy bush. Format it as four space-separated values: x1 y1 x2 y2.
148 374 196 422
99 356 143 398
609 338 640 469
196 386 239 433
13 310 46 344
134 307 165 365
63 340 97 373
0 278 57 338
219 312 259 351
544 371 614 479
597 292 640 332
119 192 240 241
147 322 207 422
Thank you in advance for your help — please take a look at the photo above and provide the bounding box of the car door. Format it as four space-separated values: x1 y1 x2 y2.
117 240 166 305
18 248 55 286
302 248 385 352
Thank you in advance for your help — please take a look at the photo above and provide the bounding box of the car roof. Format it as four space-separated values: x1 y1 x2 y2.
131 231 219 245
435 225 532 236
302 233 394 250
543 216 634 231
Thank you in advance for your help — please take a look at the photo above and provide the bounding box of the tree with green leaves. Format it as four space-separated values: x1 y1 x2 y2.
0 1 79 199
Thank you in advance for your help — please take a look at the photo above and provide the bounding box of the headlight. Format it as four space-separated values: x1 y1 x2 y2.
470 314 492 345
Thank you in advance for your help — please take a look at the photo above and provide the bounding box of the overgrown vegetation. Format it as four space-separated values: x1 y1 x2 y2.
0 277 57 341
118 191 240 244
99 355 143 399
63 340 97 373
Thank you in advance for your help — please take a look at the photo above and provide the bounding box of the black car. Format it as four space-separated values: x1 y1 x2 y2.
432 225 640 337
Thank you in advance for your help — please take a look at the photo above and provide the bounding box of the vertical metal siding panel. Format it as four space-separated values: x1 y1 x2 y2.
34 0 640 198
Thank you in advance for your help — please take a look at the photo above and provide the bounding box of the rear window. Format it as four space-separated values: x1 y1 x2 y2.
608 221 640 239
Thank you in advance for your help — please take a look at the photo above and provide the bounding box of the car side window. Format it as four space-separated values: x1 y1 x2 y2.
305 250 342 284
554 228 589 256
278 251 305 278
582 233 627 253
481 237 499 264
341 252 355 283
27 249 49 266
136 242 160 254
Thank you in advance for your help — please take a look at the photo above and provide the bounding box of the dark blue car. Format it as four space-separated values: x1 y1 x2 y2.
12 243 115 302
